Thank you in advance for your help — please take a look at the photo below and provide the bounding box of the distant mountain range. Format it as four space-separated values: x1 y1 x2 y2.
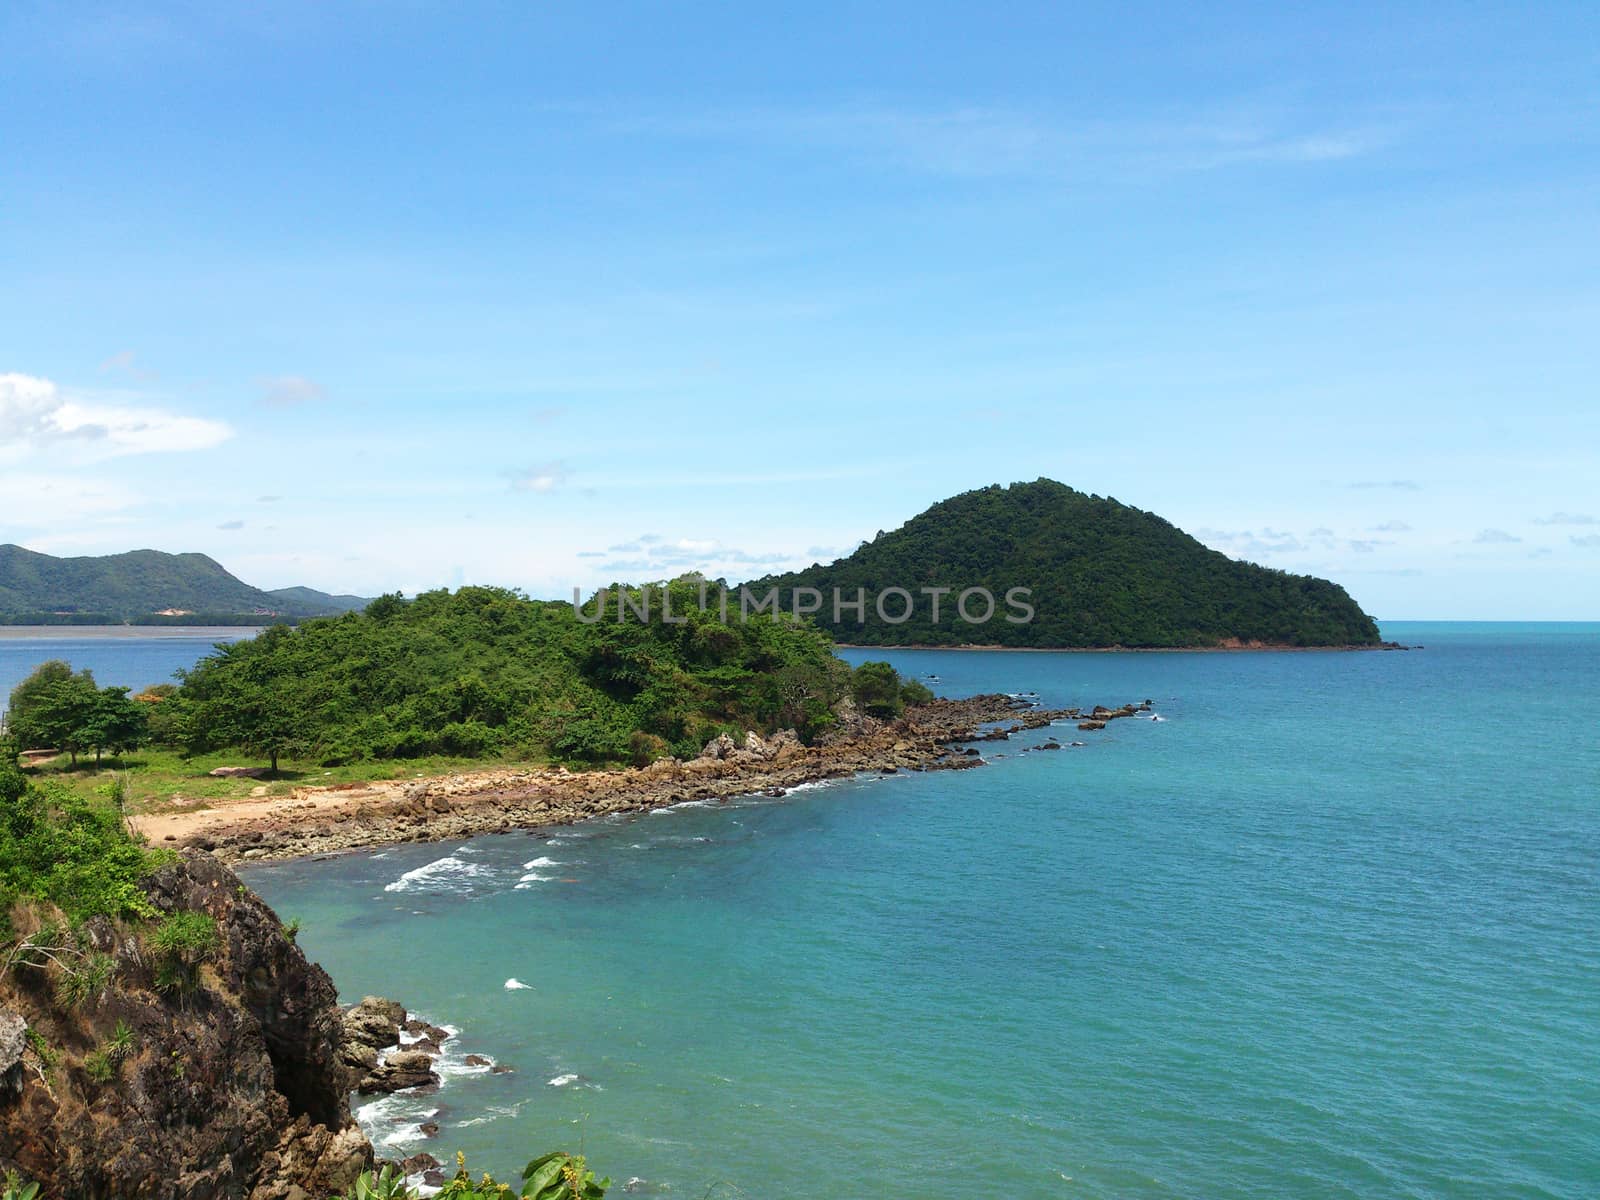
746 479 1383 648
0 545 369 623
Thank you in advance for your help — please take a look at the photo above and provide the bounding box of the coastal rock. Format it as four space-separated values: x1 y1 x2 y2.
463 1053 493 1067
698 732 739 761
1077 720 1107 731
343 996 405 1051
357 1050 440 1094
403 1017 451 1043
400 1152 441 1174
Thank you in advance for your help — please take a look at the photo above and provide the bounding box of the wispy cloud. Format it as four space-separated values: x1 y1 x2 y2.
510 461 568 493
217 519 245 531
259 374 327 407
0 372 232 460
1349 480 1420 491
1534 512 1598 526
98 350 157 381
1473 529 1522 544
1572 534 1600 549
586 101 1384 181
1196 527 1305 558
1370 520 1412 532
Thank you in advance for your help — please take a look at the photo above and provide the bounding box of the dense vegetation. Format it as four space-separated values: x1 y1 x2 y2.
746 479 1383 648
160 582 923 770
0 544 367 622
0 740 167 944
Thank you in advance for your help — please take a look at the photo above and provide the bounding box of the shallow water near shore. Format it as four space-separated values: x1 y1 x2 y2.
233 623 1594 1196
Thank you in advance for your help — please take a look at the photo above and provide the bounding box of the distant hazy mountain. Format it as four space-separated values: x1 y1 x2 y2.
0 545 369 622
745 480 1383 648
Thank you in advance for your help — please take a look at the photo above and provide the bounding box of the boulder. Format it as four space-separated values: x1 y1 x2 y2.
698 733 738 761
357 1050 439 1095
209 766 271 779
343 997 405 1051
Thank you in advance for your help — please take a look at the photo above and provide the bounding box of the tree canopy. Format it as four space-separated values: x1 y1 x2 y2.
166 582 921 769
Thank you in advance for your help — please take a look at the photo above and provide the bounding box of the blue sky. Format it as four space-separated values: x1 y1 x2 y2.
2 2 1597 618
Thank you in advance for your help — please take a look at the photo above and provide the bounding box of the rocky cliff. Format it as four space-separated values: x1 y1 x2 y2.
0 851 372 1199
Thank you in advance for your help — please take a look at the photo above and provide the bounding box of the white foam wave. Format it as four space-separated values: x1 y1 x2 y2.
504 978 532 990
383 854 493 895
548 1072 580 1087
524 856 562 868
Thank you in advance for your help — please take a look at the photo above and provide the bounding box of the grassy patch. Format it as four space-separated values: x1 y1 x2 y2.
24 747 551 814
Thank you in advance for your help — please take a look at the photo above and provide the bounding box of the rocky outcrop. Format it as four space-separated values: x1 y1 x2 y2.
147 694 1147 864
0 851 374 1199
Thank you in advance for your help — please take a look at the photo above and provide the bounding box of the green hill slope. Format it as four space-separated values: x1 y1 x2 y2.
745 480 1382 648
0 544 367 621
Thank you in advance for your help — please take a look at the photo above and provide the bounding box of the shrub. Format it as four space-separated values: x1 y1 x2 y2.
151 910 220 997
54 951 117 1010
83 1048 115 1085
0 765 166 928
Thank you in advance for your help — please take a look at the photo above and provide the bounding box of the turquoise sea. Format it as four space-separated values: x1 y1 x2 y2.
10 624 1600 1196
0 627 256 711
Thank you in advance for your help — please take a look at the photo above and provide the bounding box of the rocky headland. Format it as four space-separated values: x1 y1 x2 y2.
0 852 372 1199
133 694 1137 866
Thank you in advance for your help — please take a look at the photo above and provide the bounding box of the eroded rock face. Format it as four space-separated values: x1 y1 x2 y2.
0 851 373 1199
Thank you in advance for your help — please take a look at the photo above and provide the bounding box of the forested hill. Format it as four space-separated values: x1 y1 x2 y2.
744 480 1383 648
0 544 367 622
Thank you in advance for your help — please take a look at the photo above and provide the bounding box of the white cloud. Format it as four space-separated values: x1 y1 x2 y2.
1571 535 1600 549
259 374 327 407
0 372 232 460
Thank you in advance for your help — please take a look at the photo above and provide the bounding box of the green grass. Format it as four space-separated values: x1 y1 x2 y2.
24 746 552 815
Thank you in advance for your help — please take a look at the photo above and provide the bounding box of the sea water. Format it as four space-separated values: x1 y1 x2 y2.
16 623 1599 1197
0 626 254 712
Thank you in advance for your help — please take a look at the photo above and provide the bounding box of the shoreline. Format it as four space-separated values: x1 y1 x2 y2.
835 641 1410 653
132 694 1128 866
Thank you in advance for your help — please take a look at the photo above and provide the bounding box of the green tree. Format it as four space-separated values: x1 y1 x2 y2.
851 661 905 719
7 666 100 764
80 687 150 766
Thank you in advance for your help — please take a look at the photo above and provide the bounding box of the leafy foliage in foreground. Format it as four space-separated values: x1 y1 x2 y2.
0 740 167 940
747 479 1383 648
167 582 921 769
334 1151 606 1199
